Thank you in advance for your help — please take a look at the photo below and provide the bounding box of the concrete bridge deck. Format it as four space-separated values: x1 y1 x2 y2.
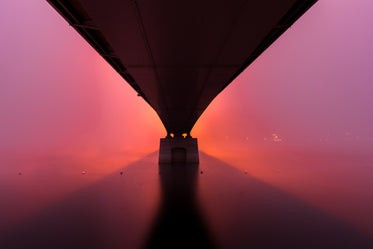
46 0 317 162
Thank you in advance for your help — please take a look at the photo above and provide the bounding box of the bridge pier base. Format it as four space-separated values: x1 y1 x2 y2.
159 137 199 164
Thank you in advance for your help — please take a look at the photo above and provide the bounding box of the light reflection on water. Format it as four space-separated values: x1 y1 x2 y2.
0 148 372 248
201 145 373 236
0 150 152 232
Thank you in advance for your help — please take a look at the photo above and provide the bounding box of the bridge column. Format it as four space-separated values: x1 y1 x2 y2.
159 135 199 164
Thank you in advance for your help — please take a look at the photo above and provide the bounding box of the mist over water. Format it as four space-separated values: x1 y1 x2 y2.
1 0 373 155
194 0 373 154
0 0 373 246
0 0 164 157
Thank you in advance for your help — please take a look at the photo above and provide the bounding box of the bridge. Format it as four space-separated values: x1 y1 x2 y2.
46 0 317 163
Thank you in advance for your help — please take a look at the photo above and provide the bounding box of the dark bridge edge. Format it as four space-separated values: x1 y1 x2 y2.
217 0 318 97
46 0 153 107
46 0 318 131
46 0 318 103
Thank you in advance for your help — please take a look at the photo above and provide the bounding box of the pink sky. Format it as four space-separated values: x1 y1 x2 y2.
1 0 373 155
194 0 373 152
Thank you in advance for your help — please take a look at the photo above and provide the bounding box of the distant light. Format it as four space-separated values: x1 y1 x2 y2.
272 133 282 142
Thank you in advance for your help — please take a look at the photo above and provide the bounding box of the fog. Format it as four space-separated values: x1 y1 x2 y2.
194 0 373 154
1 0 373 243
1 0 372 156
0 0 164 158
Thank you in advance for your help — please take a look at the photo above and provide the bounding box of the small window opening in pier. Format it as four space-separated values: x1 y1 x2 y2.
182 133 187 138
170 133 174 138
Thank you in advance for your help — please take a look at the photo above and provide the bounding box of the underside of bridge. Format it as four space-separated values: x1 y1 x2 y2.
46 0 317 163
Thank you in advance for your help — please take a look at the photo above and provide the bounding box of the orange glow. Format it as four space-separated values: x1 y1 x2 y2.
2 0 373 244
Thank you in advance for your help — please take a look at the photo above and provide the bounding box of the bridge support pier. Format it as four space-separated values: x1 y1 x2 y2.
159 136 199 164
